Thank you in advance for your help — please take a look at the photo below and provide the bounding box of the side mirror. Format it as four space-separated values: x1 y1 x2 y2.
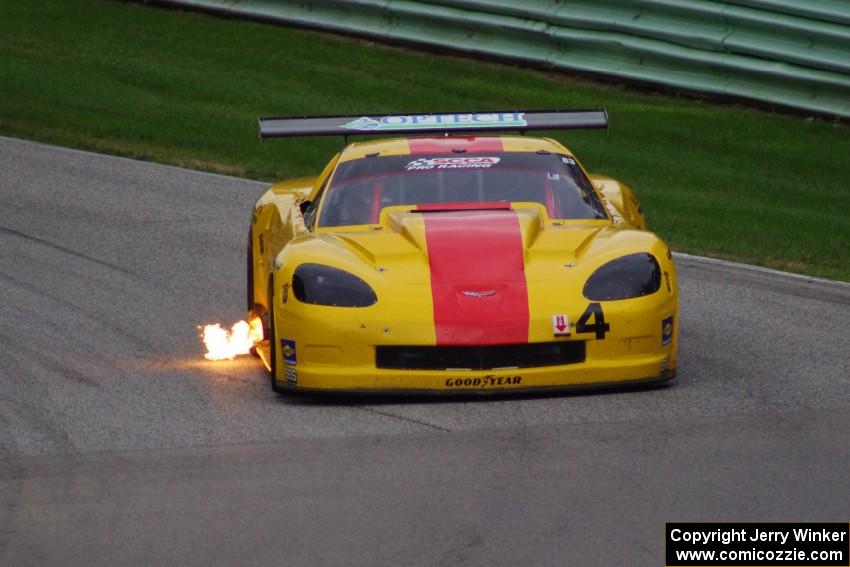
299 200 311 214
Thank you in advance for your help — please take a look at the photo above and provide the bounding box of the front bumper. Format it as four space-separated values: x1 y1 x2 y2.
261 342 675 394
272 371 675 396
264 266 679 394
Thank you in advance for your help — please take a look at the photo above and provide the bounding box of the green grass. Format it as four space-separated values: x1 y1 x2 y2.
1 0 849 280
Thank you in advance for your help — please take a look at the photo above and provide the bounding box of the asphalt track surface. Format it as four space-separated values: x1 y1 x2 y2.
1 135 848 566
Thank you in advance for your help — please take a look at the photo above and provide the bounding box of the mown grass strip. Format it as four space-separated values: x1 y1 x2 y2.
1 0 848 280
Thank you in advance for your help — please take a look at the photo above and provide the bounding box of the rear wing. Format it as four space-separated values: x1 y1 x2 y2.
258 109 607 138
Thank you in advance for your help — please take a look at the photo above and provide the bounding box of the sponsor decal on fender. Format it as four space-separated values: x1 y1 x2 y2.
282 339 297 365
552 314 570 336
445 375 523 388
661 316 674 346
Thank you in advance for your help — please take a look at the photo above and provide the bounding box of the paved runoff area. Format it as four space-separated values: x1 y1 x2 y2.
1 136 848 566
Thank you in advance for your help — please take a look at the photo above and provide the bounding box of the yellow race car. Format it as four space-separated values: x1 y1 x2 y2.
248 110 678 394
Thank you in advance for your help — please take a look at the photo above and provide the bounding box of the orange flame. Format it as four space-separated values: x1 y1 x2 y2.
201 319 263 360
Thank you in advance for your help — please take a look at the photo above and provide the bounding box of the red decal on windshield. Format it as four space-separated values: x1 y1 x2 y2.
423 210 529 345
369 181 383 223
408 137 504 155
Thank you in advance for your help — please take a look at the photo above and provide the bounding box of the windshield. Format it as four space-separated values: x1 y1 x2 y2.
319 152 608 227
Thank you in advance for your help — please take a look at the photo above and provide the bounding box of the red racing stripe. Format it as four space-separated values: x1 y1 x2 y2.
408 136 504 155
422 210 529 346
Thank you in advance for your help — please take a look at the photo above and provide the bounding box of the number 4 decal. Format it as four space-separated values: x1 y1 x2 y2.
576 303 610 339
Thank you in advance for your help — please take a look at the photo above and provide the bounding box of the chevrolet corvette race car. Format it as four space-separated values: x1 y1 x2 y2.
248 110 678 394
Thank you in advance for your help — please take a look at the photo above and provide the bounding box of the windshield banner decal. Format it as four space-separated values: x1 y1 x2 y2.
405 157 501 170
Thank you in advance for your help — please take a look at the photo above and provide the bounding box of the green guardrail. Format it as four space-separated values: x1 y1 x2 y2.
151 0 850 118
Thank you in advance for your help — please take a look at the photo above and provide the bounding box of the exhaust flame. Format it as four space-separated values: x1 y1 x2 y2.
201 319 263 361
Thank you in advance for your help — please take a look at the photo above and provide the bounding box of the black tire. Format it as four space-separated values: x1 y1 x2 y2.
247 228 271 338
246 227 262 358
246 227 254 314
268 276 285 394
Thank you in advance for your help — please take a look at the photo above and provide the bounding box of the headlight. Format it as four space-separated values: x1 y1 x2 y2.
583 253 661 301
292 264 377 307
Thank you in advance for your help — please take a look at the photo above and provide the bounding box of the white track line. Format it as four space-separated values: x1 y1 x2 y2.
673 252 850 289
0 135 268 186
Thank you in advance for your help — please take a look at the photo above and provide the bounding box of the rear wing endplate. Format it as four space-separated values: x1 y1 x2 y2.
258 109 607 138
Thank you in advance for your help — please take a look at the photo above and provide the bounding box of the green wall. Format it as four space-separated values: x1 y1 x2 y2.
154 0 850 117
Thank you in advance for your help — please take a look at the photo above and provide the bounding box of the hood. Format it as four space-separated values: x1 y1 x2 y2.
315 204 611 345
328 204 605 274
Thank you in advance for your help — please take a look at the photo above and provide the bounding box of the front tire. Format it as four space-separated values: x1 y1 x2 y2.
246 227 262 358
268 276 285 394
246 227 254 314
